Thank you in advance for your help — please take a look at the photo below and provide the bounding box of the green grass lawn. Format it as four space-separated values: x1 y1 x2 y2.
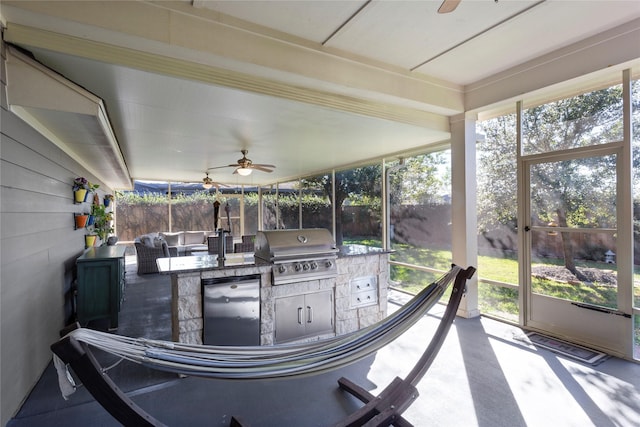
346 238 640 346
345 238 639 313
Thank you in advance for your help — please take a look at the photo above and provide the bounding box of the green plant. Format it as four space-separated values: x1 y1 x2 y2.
87 182 100 193
91 204 113 241
73 177 88 191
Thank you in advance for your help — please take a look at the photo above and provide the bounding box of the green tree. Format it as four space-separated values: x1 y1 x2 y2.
477 114 518 233
389 152 449 206
302 165 381 245
524 87 621 275
478 86 624 276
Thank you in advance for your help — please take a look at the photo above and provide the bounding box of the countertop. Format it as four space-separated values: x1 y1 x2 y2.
157 252 266 274
78 245 127 261
337 244 392 257
157 244 391 274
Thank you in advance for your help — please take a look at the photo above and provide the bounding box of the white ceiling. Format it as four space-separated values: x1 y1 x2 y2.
2 0 640 188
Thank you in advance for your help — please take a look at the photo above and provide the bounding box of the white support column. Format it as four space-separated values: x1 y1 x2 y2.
450 113 480 318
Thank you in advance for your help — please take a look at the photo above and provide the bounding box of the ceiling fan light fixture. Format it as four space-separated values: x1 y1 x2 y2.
237 167 252 176
202 173 214 189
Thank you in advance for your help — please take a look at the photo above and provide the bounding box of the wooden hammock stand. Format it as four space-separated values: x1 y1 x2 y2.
51 266 475 427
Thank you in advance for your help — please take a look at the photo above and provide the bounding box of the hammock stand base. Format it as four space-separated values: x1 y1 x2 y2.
51 266 475 427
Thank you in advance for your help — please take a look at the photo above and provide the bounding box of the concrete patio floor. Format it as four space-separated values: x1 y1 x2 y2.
7 256 640 427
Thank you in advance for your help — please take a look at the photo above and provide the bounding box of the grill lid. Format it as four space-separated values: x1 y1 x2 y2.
254 228 338 262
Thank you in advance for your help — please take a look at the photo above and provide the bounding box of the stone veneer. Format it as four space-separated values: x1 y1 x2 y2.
334 253 389 336
170 252 389 345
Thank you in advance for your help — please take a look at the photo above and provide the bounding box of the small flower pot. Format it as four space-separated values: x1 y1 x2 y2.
74 214 89 229
87 215 95 226
85 235 97 248
104 198 111 207
74 189 88 203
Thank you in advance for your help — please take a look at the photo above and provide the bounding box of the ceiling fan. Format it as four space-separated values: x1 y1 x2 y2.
438 0 461 13
208 149 276 176
201 172 223 190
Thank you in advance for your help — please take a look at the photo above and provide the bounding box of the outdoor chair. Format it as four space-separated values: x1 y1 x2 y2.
134 234 171 274
242 235 256 244
234 241 255 253
208 235 234 254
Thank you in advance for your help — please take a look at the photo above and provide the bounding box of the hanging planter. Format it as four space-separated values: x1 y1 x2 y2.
87 215 95 226
85 235 97 248
73 177 89 203
104 194 114 207
74 189 88 203
74 214 89 229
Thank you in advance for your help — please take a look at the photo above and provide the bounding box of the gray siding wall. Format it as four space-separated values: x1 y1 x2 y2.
1 35 112 424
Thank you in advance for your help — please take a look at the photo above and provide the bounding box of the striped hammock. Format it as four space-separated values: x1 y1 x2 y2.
53 265 469 394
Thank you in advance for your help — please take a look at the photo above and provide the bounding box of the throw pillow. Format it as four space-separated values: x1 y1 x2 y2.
184 231 205 245
161 232 181 247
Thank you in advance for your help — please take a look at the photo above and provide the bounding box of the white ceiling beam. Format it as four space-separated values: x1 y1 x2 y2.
1 0 463 119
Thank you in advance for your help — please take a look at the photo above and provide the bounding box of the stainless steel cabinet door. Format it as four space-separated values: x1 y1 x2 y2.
274 290 333 343
304 290 333 337
275 295 306 343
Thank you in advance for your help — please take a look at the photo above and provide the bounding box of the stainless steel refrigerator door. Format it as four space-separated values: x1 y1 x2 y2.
202 276 260 345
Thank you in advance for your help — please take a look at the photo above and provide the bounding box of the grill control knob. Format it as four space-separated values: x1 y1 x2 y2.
325 260 333 268
294 263 302 272
310 261 318 270
278 265 287 274
302 263 310 271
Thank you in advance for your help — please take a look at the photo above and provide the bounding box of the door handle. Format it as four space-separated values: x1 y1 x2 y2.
297 307 303 324
307 306 313 323
571 302 631 318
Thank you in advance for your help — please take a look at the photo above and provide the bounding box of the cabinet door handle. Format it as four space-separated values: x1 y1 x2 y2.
307 306 313 323
297 307 303 324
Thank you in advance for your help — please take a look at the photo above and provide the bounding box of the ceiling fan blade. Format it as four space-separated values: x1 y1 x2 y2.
252 165 274 173
438 0 461 14
208 150 276 174
206 165 234 170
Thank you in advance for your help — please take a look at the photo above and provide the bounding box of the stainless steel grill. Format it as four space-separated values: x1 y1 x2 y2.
255 228 338 285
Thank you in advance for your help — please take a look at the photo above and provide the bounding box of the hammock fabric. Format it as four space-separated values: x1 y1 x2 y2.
51 265 475 427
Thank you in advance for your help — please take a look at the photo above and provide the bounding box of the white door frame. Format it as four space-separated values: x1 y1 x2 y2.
516 70 635 359
521 144 631 356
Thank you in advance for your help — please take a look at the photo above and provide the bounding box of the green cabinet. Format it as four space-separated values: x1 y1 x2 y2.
76 245 126 329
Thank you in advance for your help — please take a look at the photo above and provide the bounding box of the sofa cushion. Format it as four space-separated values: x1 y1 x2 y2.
161 232 183 246
184 231 205 245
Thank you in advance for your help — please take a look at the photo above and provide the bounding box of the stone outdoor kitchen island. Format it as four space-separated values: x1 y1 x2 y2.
156 245 390 346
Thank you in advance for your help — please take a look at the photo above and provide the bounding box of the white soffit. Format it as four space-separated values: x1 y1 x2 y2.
4 46 132 189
